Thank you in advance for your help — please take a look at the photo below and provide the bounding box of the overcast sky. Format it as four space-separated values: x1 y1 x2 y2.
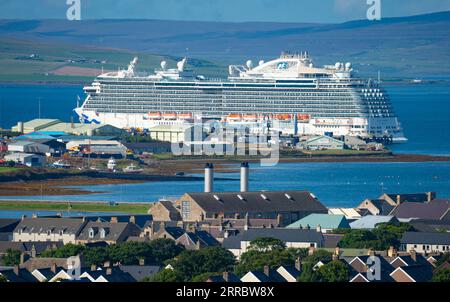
1 0 449 23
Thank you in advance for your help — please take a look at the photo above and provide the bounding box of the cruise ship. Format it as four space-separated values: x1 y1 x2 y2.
75 52 407 142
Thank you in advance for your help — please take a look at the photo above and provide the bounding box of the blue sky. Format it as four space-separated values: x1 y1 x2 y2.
1 0 449 22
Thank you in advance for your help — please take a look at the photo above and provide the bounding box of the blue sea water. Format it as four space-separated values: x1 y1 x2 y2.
0 83 449 210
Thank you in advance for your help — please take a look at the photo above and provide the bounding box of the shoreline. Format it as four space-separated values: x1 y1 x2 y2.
0 153 448 198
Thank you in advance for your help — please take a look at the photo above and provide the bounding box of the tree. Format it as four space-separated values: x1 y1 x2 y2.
2 249 21 266
40 244 86 258
297 262 321 282
303 249 333 264
148 239 185 263
0 275 7 282
191 272 220 282
317 261 350 282
171 247 235 282
149 269 184 282
247 237 286 252
432 269 450 282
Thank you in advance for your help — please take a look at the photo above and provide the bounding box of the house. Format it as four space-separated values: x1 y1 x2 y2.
301 135 344 150
286 214 350 233
175 231 220 250
346 254 395 282
409 219 450 233
0 265 38 282
76 221 141 245
276 258 302 282
389 265 433 282
241 266 286 282
79 266 136 282
379 192 436 206
328 208 362 220
174 190 328 226
390 199 450 220
7 141 51 154
400 232 450 254
356 199 395 216
0 242 63 258
223 228 324 259
349 215 399 230
13 218 86 244
0 219 20 241
3 153 46 167
119 261 160 282
206 271 241 282
148 200 182 222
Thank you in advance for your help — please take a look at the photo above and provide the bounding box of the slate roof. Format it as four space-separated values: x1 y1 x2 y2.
21 258 72 271
239 228 324 244
14 218 85 235
84 268 136 282
349 215 398 229
159 200 182 220
84 215 151 228
76 221 137 241
186 190 327 213
401 231 450 245
222 234 243 249
287 214 350 230
395 265 434 282
390 200 450 220
119 265 160 282
0 268 38 282
0 219 20 232
385 193 432 203
0 241 63 254
207 272 241 282
370 200 395 215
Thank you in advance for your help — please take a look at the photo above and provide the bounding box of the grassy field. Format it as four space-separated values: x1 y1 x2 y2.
0 38 226 83
0 200 152 214
0 167 25 174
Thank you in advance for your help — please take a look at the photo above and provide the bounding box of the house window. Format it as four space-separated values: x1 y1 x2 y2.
100 228 106 239
182 201 190 220
89 228 95 239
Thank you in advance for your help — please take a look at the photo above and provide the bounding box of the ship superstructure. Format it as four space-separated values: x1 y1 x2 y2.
76 53 406 142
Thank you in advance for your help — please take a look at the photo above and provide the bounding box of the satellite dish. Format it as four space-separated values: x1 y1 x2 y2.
246 60 253 69
161 61 167 69
335 62 341 70
345 62 352 70
259 60 265 66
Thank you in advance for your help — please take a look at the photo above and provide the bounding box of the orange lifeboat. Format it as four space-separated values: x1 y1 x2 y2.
162 113 177 120
297 114 310 121
227 114 242 121
243 114 258 121
178 113 193 120
148 112 162 119
275 114 292 121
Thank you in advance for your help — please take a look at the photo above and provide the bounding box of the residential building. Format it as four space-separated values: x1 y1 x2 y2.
328 208 362 220
349 215 399 230
400 232 450 254
241 266 286 282
148 200 182 222
276 258 302 282
356 199 395 216
222 228 324 259
286 214 350 233
206 271 241 282
389 265 433 282
379 192 436 206
76 221 141 245
174 190 328 226
390 199 450 220
13 218 86 244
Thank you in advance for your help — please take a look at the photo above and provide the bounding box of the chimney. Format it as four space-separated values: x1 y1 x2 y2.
316 225 322 233
335 247 341 258
244 213 250 231
70 116 75 129
410 249 417 262
51 263 57 273
276 213 283 227
204 163 214 193
223 271 229 282
263 265 270 277
426 192 436 202
13 265 20 276
387 246 398 258
139 258 145 266
21 215 27 221
106 267 112 275
20 253 29 264
332 253 339 261
308 246 315 256
129 216 136 224
368 248 375 257
396 195 401 205
295 257 302 271
224 230 229 239
240 162 249 192
196 239 201 250
91 264 97 271
110 217 118 223
104 261 111 268
31 244 37 258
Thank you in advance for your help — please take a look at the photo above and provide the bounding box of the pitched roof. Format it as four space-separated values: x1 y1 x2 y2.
349 215 398 229
207 272 241 282
391 266 433 282
401 232 450 245
286 214 350 230
14 218 85 235
119 265 160 282
239 228 324 244
370 200 395 215
390 199 450 220
385 193 432 203
76 221 135 241
185 190 327 213
0 267 38 282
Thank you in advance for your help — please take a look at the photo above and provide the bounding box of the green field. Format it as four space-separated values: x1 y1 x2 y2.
0 38 226 83
0 167 25 174
0 200 151 214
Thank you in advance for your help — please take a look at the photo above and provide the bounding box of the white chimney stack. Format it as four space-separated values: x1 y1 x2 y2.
240 162 249 192
204 163 214 193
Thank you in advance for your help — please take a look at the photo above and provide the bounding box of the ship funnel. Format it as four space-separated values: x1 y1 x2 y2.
204 163 214 193
240 162 249 192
